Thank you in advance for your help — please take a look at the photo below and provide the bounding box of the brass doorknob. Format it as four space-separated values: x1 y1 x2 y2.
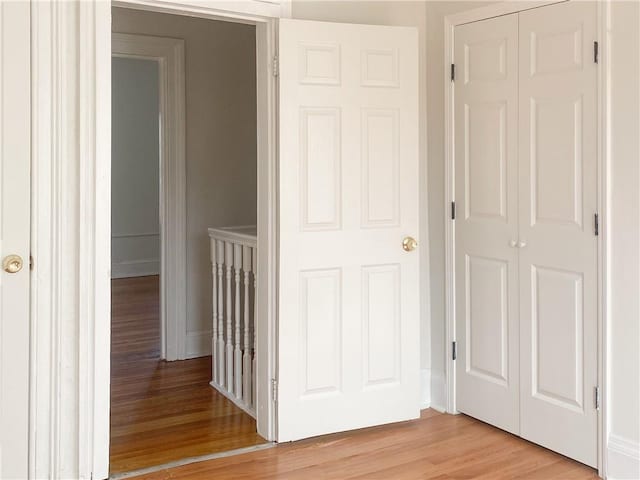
3 254 23 274
402 237 418 252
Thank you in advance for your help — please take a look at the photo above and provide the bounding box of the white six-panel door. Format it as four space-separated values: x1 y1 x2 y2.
518 2 598 467
277 18 420 442
454 1 598 467
0 2 31 478
454 14 520 435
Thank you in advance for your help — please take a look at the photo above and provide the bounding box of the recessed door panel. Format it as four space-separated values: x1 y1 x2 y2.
361 109 399 227
362 264 400 387
519 1 598 467
466 256 509 386
465 101 507 221
531 266 584 412
300 107 341 231
300 269 342 396
454 13 520 435
530 97 583 228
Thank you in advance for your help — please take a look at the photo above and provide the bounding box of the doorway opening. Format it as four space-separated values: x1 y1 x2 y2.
110 7 267 475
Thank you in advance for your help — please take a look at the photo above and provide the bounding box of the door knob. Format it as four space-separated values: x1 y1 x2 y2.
402 237 418 252
517 241 527 248
509 240 518 248
3 254 23 274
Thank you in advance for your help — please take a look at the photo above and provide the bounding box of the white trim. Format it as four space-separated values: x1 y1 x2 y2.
443 1 606 476
113 0 291 23
112 32 187 363
31 2 279 479
607 434 640 480
111 259 160 279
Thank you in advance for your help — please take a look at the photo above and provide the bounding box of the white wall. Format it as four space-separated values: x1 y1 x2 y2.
292 0 432 406
606 1 640 477
112 8 257 358
111 56 161 279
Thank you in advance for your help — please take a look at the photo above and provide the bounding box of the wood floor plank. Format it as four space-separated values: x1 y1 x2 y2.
110 275 266 475
113 276 598 479
128 409 598 480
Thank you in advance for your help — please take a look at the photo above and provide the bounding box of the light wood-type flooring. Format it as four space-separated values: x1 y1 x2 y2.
110 275 266 475
113 276 597 479
128 408 599 479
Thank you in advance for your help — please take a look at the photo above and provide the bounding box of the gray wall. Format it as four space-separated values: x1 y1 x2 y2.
111 57 161 278
112 8 257 357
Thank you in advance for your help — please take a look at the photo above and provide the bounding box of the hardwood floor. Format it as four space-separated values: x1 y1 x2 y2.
110 275 266 475
129 409 598 480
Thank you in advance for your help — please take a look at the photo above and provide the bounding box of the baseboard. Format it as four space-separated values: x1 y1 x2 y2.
111 259 159 278
420 368 431 409
607 433 640 479
185 330 212 359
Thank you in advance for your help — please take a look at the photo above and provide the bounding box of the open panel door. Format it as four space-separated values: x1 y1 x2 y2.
277 19 419 442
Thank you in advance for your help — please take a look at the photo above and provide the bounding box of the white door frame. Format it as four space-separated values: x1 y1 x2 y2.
443 0 607 477
30 1 283 478
112 32 187 362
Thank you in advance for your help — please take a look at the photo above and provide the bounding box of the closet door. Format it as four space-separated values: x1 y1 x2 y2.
454 14 520 435
518 1 598 467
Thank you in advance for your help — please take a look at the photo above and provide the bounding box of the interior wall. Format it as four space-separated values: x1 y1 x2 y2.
112 8 257 358
291 0 432 406
111 57 161 279
606 1 640 477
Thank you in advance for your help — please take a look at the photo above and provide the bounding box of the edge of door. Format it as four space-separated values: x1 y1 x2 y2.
442 1 607 478
30 2 284 479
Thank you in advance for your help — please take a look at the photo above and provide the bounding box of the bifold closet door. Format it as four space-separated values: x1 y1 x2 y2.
454 14 520 435
518 1 598 467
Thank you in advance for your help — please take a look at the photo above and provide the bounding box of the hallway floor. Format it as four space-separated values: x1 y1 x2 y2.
110 276 266 475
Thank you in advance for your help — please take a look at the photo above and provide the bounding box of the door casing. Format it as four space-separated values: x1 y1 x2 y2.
30 1 282 478
443 0 608 476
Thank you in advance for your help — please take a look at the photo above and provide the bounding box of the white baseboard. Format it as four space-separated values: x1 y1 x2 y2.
607 433 640 479
111 259 159 278
420 368 431 409
185 330 212 359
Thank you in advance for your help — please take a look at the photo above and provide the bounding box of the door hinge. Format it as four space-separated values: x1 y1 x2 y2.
271 378 278 402
29 255 34 270
594 41 599 64
594 386 601 410
594 213 599 236
452 341 457 361
272 55 279 77
451 201 456 220
451 63 455 82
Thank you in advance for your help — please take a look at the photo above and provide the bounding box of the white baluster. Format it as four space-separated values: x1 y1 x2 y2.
211 238 218 385
233 243 243 398
252 246 257 409
225 241 234 391
242 245 252 406
216 240 225 385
